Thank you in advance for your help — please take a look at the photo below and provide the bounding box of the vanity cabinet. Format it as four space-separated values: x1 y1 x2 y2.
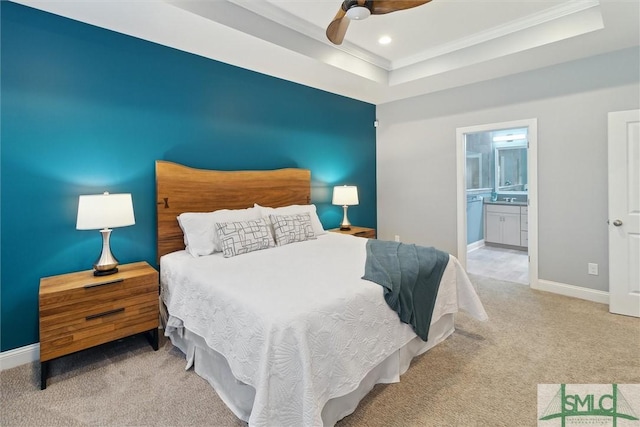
520 207 529 247
485 204 524 247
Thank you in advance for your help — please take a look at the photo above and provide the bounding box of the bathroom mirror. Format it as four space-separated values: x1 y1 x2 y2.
495 146 527 192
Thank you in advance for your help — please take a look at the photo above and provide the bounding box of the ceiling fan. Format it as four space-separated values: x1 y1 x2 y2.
326 0 433 45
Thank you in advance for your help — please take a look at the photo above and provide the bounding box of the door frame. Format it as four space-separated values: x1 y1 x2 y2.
455 118 539 288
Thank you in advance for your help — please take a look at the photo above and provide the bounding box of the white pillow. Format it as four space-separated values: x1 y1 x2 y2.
215 218 274 258
177 207 261 257
255 203 326 236
269 213 316 246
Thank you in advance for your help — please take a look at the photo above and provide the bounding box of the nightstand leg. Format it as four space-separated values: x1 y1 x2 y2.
40 361 49 390
145 328 159 351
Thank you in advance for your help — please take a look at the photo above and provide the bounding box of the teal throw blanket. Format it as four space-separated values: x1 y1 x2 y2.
362 240 449 341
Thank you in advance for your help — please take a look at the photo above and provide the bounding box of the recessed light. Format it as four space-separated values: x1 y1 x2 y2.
378 35 392 45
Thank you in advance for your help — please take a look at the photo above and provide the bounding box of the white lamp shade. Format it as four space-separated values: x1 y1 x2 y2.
76 192 135 230
332 186 359 206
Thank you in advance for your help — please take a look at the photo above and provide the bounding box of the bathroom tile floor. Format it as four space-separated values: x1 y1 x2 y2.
467 245 529 285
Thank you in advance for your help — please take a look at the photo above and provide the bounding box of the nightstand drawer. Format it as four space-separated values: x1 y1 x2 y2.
39 276 156 318
40 291 158 337
40 299 158 361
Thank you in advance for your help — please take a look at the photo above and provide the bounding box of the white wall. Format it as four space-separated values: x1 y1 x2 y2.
376 47 639 292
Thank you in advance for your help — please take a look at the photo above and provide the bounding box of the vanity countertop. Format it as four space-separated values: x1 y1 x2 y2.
484 200 528 206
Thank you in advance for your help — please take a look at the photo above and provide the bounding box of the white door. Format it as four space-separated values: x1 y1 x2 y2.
608 109 640 317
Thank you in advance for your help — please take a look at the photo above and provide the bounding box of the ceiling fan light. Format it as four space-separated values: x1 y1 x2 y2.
346 6 371 20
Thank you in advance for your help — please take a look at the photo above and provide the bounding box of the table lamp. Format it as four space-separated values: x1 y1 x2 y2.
76 192 135 276
332 185 359 230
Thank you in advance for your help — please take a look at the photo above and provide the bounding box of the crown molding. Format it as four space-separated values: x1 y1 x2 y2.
393 0 601 69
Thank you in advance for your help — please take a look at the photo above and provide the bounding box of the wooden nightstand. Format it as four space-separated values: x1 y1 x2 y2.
329 226 376 239
39 261 159 389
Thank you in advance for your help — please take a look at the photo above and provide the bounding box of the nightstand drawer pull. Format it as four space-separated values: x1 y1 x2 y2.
83 278 124 289
85 307 125 320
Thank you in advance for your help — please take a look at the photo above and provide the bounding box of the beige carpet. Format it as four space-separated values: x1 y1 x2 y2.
2 275 639 426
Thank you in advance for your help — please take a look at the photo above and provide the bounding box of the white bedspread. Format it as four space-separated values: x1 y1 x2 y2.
161 233 487 427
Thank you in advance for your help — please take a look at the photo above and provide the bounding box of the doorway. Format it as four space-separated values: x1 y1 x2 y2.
456 119 538 287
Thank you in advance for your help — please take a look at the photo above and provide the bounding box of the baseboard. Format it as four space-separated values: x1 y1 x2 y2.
467 240 485 252
0 343 39 371
534 279 609 305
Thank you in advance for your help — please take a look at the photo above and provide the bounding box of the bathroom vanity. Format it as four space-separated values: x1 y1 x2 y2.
484 201 528 249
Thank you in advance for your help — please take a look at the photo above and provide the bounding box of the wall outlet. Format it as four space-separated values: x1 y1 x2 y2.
394 235 400 242
588 263 599 276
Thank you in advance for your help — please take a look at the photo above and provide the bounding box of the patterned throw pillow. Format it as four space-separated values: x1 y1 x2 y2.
269 213 316 246
215 218 274 258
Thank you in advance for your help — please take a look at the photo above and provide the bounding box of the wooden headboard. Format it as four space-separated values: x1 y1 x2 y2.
156 161 311 261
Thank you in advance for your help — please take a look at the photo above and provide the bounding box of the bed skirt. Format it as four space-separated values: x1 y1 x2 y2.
164 313 455 426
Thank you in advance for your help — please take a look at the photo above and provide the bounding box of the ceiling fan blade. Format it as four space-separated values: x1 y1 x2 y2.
370 0 432 15
326 7 350 45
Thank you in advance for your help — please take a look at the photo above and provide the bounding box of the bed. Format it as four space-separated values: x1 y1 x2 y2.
156 160 488 427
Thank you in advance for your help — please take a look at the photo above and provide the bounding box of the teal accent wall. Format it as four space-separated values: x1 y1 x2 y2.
0 3 376 352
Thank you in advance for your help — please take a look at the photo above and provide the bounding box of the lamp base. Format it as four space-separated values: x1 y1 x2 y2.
339 205 352 231
92 228 120 276
93 267 119 277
